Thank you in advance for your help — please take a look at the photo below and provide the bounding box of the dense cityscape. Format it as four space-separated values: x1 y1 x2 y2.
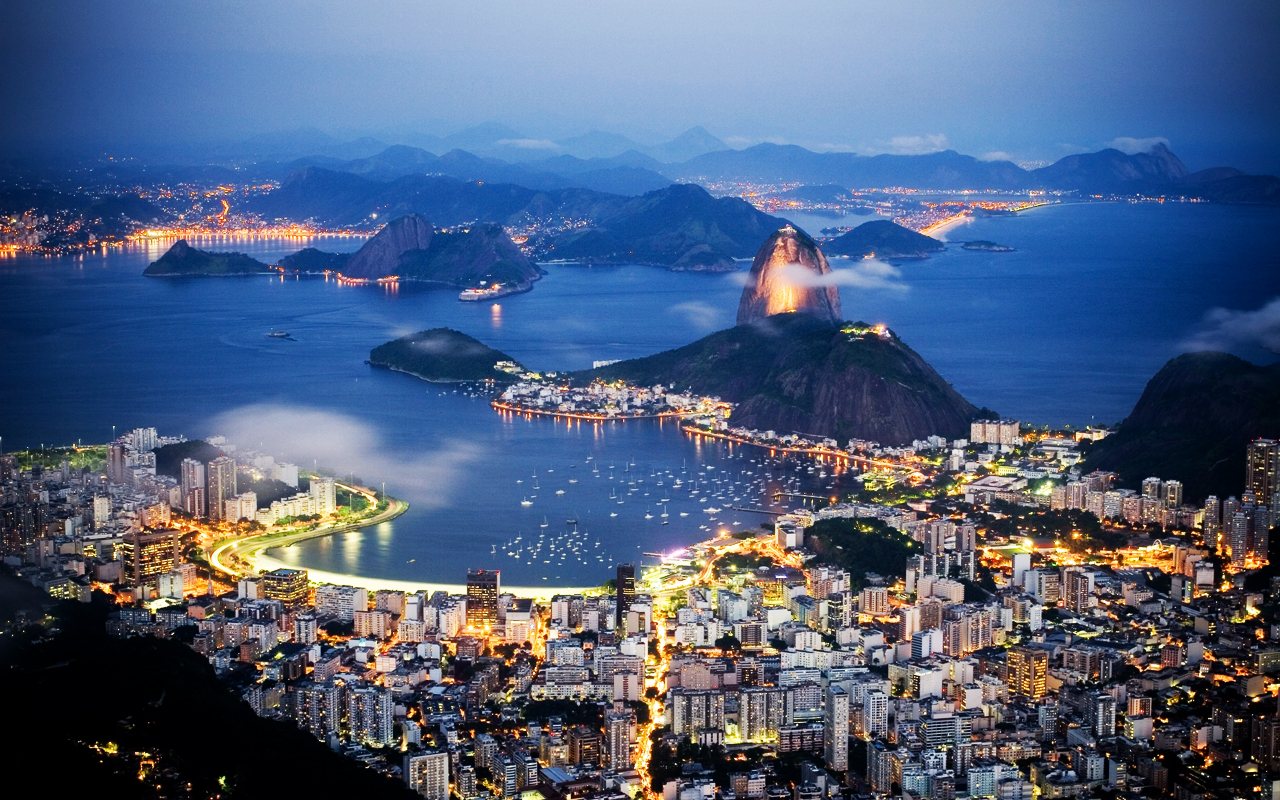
4 3 1278 800
3 401 1277 799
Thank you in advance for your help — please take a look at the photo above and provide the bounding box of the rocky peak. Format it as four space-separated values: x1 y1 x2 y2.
736 225 842 325
342 214 435 278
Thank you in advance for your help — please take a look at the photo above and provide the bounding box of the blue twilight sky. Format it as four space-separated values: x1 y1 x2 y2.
3 0 1277 171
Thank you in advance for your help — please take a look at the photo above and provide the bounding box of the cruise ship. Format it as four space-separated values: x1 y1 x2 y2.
458 282 506 301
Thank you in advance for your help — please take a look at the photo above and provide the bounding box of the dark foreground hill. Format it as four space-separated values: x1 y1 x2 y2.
584 313 979 445
1085 352 1280 501
0 574 416 799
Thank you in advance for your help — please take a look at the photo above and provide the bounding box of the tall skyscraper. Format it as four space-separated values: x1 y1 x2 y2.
1202 495 1221 550
1008 646 1048 699
1062 567 1095 613
824 684 849 771
180 458 207 517
605 702 635 770
616 563 636 628
1229 511 1249 569
1246 439 1279 507
206 456 237 522
466 569 500 630
107 443 127 484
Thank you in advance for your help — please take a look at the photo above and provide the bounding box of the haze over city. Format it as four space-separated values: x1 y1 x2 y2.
4 0 1279 171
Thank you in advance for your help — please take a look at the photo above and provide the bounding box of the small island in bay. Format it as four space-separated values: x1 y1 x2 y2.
821 219 945 260
961 239 1015 252
142 213 542 295
142 240 275 276
368 328 524 383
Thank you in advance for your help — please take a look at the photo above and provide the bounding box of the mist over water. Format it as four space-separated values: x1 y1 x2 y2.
1 203 1277 585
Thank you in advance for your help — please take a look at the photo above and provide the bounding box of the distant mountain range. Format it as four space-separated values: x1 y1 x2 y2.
253 176 785 270
5 133 1276 258
1084 352 1280 502
541 183 783 270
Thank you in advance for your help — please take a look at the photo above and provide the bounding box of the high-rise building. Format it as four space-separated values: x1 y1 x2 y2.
347 685 396 746
92 495 111 529
291 680 342 740
1087 692 1117 738
970 419 1020 446
310 476 337 516
295 613 318 644
1141 477 1163 503
180 458 207 517
1162 480 1182 510
860 586 890 616
1247 439 1280 507
405 750 450 800
616 563 636 628
1008 646 1048 699
668 688 726 737
568 725 603 766
739 686 786 743
206 456 237 522
862 688 889 740
1202 495 1221 550
1229 511 1249 569
466 569 500 630
118 528 181 586
107 444 128 484
262 567 310 607
824 684 849 771
605 702 635 770
1062 567 1095 613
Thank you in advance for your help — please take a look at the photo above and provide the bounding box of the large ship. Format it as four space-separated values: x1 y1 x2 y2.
458 282 506 301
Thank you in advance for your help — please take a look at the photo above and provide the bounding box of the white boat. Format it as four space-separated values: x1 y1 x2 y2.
520 497 533 507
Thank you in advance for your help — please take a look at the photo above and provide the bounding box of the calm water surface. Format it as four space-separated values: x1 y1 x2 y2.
2 203 1276 585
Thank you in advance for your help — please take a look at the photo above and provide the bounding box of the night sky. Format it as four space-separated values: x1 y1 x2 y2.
3 0 1277 171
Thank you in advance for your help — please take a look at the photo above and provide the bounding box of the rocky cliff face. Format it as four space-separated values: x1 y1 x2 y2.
341 214 435 279
338 214 539 288
1086 352 1280 501
397 222 539 287
588 313 978 445
736 225 842 325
